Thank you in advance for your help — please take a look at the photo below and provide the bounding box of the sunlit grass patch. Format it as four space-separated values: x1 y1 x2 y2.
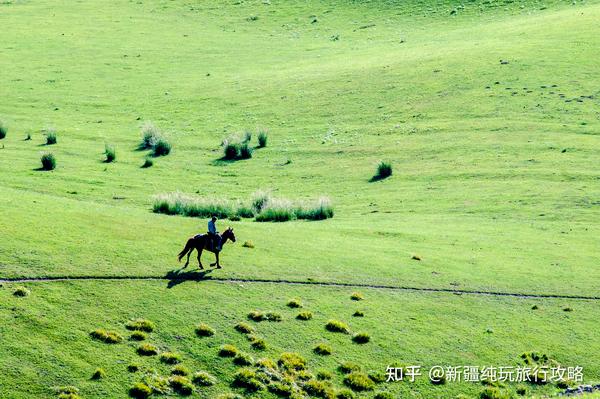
90 328 123 344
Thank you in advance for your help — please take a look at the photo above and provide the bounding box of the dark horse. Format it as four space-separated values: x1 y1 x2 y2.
177 227 236 269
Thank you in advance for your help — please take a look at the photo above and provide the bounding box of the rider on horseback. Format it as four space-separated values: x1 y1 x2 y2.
207 216 222 251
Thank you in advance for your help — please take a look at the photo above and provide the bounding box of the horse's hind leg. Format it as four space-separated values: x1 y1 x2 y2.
184 248 191 268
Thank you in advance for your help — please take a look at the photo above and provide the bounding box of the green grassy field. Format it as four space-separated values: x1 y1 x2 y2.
1 0 599 397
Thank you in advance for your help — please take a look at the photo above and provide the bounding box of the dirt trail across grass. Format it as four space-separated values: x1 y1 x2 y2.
1 273 599 301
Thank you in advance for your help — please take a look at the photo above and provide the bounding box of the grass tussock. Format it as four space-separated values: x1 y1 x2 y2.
325 320 350 334
141 157 153 168
171 365 190 376
140 122 171 156
192 371 217 386
219 344 239 357
350 292 364 301
137 343 159 356
0 120 7 139
45 128 57 145
303 379 334 398
313 343 332 355
265 311 282 322
297 311 313 321
169 375 194 395
195 323 215 337
242 240 255 248
343 372 375 391
352 310 365 317
13 286 30 297
352 332 371 344
126 319 155 332
287 298 302 308
130 331 147 341
91 368 106 380
235 322 254 334
317 370 333 380
234 352 254 366
127 364 140 373
339 362 361 374
249 335 267 350
41 153 56 170
104 144 116 162
90 329 123 344
336 388 356 399
153 192 236 219
248 310 266 322
222 135 252 160
373 392 394 399
257 129 268 148
160 352 182 364
129 382 152 399
371 161 392 181
232 368 264 392
278 352 307 371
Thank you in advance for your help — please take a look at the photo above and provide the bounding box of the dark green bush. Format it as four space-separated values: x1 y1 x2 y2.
343 372 375 391
236 206 254 218
313 343 332 355
195 323 215 337
136 343 159 356
169 375 194 395
90 329 123 344
239 142 253 159
257 130 268 148
223 141 240 159
104 144 116 162
126 319 155 332
268 381 293 397
127 364 140 373
372 161 392 181
129 382 152 399
192 371 217 386
142 157 153 168
45 129 57 145
265 312 282 322
0 121 7 139
41 153 56 170
152 137 171 156
325 320 350 334
160 352 182 364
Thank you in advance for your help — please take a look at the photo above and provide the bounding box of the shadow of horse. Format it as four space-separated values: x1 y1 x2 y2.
164 268 215 289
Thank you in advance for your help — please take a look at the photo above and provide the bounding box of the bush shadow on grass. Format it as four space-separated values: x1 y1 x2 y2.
164 268 215 289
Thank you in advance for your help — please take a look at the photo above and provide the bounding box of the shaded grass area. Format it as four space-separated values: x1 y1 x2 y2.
0 280 598 398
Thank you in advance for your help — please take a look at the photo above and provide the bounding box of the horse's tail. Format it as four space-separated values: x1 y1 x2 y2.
177 238 194 262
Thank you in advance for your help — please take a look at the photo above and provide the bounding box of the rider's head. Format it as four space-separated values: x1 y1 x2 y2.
211 216 217 222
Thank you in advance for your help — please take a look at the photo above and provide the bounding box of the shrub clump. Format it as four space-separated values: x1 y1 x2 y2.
160 352 182 364
234 352 254 366
195 323 215 337
373 392 394 399
350 292 364 301
41 153 56 170
0 121 7 139
249 335 267 351
317 370 333 380
219 344 239 357
45 128 57 145
287 298 302 308
248 310 266 322
130 331 147 341
152 137 171 156
265 311 282 322
90 329 123 344
104 144 116 162
235 322 254 334
127 364 140 373
352 332 371 344
336 388 356 399
13 286 30 297
142 157 153 168
137 343 159 356
232 368 264 392
192 371 217 386
126 319 155 332
303 379 334 398
297 311 313 321
343 372 375 391
169 375 194 395
171 365 190 376
372 161 392 181
338 361 361 374
313 343 332 355
325 320 350 334
91 368 106 380
352 310 364 317
278 352 307 372
257 129 268 147
129 382 152 399
242 240 255 248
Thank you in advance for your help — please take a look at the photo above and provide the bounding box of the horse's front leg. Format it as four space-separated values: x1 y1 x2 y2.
211 252 221 269
197 249 204 269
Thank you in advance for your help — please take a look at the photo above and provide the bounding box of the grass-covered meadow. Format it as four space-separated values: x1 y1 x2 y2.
0 0 599 397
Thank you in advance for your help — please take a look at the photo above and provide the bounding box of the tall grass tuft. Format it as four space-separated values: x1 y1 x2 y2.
142 157 153 168
257 129 268 148
296 197 334 220
41 153 56 170
372 161 392 181
140 122 161 149
251 190 272 213
104 144 116 163
152 137 171 156
45 128 57 145
0 120 7 139
221 134 252 160
239 142 253 159
153 192 235 219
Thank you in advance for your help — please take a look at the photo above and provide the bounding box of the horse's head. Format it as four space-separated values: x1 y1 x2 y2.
223 227 236 243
